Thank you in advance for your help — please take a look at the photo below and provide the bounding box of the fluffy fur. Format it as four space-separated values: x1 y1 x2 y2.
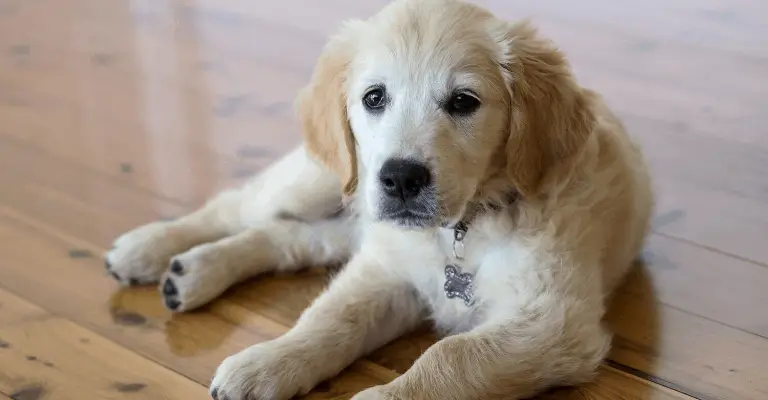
104 0 654 399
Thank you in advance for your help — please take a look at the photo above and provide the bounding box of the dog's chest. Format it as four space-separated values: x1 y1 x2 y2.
370 217 521 333
403 227 501 334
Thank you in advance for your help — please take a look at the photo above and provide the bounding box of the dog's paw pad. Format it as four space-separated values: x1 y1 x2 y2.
161 258 197 312
165 297 181 311
158 249 237 312
162 278 178 296
161 276 182 311
170 259 185 275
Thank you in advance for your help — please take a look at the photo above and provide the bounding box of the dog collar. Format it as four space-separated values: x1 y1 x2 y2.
450 190 519 252
444 190 519 306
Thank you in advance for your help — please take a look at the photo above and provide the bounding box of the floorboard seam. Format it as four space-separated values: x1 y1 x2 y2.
604 359 707 400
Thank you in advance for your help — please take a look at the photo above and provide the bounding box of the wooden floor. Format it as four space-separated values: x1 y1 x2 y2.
0 0 766 399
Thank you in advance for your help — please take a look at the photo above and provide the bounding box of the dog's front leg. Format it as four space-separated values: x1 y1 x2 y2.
210 255 424 400
354 317 611 400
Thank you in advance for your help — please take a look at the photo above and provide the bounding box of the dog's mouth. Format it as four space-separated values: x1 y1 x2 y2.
377 195 457 229
376 192 440 228
373 183 466 229
379 207 437 228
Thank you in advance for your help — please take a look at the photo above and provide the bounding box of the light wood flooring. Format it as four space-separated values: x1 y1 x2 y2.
0 0 767 399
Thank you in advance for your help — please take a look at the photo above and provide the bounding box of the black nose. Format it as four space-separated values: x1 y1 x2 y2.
378 159 431 200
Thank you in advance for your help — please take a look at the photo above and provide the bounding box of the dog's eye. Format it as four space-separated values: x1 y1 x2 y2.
446 92 481 116
363 87 386 111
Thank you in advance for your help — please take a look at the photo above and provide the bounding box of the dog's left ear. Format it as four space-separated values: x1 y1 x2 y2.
495 21 595 197
297 23 360 197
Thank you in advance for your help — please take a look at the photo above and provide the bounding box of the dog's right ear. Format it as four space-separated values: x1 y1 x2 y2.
297 23 360 197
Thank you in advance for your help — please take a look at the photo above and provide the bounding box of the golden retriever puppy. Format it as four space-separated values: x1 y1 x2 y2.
104 0 653 398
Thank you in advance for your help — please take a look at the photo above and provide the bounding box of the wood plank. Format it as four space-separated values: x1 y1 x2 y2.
631 116 768 266
608 280 768 399
0 207 389 398
0 0 299 202
481 0 768 56
635 235 768 338
224 0 768 58
541 366 695 400
0 288 208 400
0 287 46 327
0 321 208 400
0 137 190 248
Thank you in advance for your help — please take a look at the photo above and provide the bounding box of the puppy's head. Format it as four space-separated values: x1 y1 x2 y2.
299 0 594 228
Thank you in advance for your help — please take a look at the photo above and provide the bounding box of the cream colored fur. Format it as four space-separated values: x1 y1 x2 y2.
104 0 654 399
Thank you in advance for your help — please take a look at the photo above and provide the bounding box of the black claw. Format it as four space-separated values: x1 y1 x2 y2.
162 279 178 296
110 272 121 281
128 278 140 286
165 297 181 311
210 388 218 399
105 259 112 270
170 259 184 275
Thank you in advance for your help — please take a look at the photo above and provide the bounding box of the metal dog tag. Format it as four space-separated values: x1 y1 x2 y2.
444 264 475 306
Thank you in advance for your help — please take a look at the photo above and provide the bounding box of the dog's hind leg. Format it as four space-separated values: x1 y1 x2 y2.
104 145 346 291
158 212 355 312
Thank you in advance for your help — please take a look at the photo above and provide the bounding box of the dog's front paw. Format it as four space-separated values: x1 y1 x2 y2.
105 222 181 286
160 243 238 312
210 341 315 400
